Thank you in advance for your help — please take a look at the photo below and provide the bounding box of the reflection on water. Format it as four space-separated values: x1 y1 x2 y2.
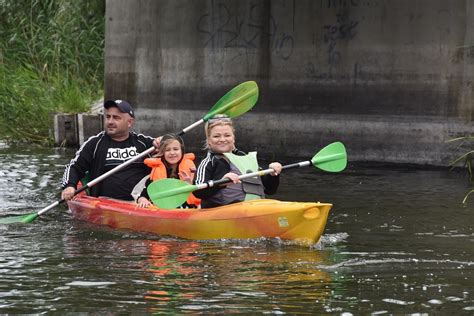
140 240 334 313
0 145 473 314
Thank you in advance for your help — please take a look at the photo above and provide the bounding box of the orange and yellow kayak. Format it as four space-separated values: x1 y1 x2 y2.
67 196 332 245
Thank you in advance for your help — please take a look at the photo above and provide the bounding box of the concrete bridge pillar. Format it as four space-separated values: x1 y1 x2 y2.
104 0 474 166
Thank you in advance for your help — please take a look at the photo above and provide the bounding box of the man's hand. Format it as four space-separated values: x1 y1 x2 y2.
153 136 162 150
61 186 76 201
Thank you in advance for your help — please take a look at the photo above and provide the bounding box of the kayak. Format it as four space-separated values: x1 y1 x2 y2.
67 196 332 245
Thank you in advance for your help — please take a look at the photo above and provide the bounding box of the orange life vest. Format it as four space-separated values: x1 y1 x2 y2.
144 153 201 207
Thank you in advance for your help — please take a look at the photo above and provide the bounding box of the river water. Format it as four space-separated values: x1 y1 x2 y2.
0 144 473 314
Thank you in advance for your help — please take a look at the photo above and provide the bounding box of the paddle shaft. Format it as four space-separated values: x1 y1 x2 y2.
199 149 346 191
148 141 347 210
154 160 312 199
185 151 346 193
0 81 259 223
200 160 311 189
37 125 198 216
39 83 260 215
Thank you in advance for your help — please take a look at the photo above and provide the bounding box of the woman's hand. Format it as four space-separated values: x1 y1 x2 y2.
223 172 241 184
269 162 282 176
137 197 152 208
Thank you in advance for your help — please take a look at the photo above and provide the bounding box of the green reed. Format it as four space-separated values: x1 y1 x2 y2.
447 136 474 204
0 0 105 144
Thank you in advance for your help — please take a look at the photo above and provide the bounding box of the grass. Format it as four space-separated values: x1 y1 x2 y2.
447 136 474 204
0 0 105 145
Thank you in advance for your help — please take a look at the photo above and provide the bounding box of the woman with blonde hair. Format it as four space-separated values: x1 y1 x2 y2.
194 115 282 208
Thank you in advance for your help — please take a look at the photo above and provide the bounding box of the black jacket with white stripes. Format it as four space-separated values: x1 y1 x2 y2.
61 131 154 200
193 148 279 208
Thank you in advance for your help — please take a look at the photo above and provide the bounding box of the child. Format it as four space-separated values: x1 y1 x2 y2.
137 134 200 208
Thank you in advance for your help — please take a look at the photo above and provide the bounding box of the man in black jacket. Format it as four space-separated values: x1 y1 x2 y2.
61 100 160 201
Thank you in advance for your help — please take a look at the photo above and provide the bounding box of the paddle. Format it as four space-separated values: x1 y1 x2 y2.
147 141 347 209
0 81 259 224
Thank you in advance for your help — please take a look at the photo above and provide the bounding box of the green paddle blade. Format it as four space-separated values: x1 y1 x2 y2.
147 178 197 209
0 213 38 224
203 81 258 121
311 142 347 172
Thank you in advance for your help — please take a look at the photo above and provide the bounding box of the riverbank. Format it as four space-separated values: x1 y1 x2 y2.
0 0 105 144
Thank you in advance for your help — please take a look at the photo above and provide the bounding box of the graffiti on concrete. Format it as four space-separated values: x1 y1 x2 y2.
305 0 367 81
323 11 359 66
305 61 371 86
321 0 360 9
196 1 295 63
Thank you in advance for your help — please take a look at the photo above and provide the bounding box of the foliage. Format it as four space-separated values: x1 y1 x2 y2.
447 136 474 204
0 0 105 144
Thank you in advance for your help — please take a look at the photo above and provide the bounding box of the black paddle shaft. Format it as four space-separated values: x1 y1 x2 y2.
206 160 312 188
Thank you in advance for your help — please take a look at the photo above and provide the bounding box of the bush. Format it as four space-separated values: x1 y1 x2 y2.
0 0 105 144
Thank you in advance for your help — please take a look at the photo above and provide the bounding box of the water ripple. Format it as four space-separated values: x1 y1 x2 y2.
317 258 474 270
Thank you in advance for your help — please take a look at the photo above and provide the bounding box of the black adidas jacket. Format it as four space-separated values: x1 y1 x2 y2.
61 131 154 200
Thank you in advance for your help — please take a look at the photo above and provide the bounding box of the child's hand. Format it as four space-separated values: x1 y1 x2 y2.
179 170 193 184
137 197 152 208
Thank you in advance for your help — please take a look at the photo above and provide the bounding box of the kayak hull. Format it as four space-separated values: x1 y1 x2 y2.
67 196 332 245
